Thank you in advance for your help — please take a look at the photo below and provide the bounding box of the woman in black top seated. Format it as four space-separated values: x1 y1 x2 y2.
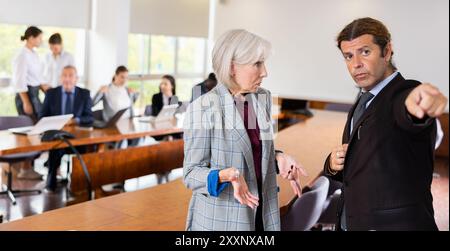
151 74 179 116
150 75 181 184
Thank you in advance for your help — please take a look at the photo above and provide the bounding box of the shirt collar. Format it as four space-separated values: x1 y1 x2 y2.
61 86 76 94
53 50 65 59
24 46 36 54
368 71 398 97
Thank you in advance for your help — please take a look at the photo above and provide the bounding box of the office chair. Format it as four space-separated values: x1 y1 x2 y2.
0 116 42 205
324 103 353 113
92 109 104 121
144 105 153 116
281 176 329 231
317 178 342 227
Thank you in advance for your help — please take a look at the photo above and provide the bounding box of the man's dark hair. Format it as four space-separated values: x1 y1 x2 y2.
49 33 62 45
337 17 396 70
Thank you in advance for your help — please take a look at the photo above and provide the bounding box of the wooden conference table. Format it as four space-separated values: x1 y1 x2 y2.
0 117 183 156
0 110 346 230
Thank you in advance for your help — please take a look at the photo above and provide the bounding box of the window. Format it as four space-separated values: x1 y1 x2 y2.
0 23 87 116
0 86 17 116
177 37 206 74
127 79 160 110
128 34 149 74
150 35 176 74
127 33 207 109
176 78 203 101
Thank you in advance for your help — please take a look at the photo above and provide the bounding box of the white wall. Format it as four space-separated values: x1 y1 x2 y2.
87 0 130 91
130 0 209 37
0 0 90 29
214 0 449 105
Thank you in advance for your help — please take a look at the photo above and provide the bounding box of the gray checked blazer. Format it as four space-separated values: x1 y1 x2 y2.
183 83 280 231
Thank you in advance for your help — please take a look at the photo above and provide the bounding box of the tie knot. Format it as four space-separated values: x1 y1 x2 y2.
65 91 72 95
359 91 374 105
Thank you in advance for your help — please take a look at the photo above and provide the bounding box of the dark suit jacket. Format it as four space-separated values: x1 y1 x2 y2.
39 86 94 126
191 81 208 102
151 92 179 116
323 73 438 231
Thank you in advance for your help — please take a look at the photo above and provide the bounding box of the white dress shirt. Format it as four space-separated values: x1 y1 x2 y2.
44 50 75 87
163 94 172 106
350 71 399 133
11 46 45 93
104 84 132 120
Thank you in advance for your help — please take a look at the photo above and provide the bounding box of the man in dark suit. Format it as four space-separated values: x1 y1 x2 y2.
190 73 217 102
323 17 447 230
39 65 93 191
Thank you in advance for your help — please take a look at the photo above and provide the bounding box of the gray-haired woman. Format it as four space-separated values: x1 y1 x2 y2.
183 29 306 231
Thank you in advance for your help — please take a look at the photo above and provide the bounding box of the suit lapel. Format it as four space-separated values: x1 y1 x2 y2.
344 73 405 180
55 86 62 115
217 84 257 185
348 104 376 144
73 87 81 117
343 103 355 143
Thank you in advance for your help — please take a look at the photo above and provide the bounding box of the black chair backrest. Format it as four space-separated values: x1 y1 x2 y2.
93 110 104 121
0 116 34 130
144 105 153 116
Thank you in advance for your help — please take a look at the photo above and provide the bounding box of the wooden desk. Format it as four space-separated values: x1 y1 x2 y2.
0 118 183 156
0 110 346 230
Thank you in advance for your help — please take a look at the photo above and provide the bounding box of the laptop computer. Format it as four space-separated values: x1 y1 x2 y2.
93 108 128 129
139 104 178 123
9 114 73 136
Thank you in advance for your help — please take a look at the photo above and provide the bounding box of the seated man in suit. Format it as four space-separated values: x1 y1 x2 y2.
39 65 93 191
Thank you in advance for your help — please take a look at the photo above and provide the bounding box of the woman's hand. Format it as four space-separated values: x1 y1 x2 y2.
219 167 259 209
276 152 308 197
231 175 259 209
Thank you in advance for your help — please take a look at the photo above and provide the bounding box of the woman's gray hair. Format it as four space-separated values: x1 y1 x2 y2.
212 29 271 89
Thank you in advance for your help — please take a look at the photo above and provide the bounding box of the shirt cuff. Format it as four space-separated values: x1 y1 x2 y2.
15 86 28 93
207 170 229 197
74 118 80 125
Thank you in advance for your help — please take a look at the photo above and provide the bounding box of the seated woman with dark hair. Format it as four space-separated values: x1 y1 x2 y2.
151 74 179 116
150 75 181 184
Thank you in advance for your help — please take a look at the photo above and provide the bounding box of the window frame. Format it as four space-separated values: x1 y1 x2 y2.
127 33 209 103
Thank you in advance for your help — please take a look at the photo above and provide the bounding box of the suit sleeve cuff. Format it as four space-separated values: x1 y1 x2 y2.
207 170 229 197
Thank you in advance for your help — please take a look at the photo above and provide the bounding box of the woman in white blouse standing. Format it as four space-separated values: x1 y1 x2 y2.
44 33 75 87
12 26 50 122
11 26 50 179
